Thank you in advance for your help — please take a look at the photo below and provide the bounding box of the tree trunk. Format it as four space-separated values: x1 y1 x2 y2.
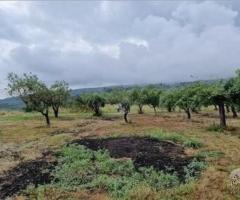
186 108 191 119
41 109 50 127
45 114 50 127
94 106 100 116
124 112 128 123
167 106 172 112
214 105 218 111
138 105 143 114
53 107 59 118
226 105 230 113
231 105 238 118
43 111 50 127
218 103 226 128
153 107 157 115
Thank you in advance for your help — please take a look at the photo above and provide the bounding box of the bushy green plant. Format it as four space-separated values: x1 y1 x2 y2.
139 167 179 189
184 159 207 182
206 123 224 132
51 145 181 199
195 150 224 160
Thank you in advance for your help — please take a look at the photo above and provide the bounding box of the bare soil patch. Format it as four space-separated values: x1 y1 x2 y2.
0 151 56 199
72 137 192 177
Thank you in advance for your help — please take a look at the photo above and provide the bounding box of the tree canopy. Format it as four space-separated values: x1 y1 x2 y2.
8 73 52 126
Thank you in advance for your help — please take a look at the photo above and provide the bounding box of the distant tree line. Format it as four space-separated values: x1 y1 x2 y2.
7 70 240 128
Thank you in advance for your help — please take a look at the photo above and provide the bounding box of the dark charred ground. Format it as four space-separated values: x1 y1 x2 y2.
72 137 192 177
0 151 56 200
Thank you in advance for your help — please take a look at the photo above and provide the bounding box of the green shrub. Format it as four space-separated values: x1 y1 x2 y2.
195 150 224 160
184 159 207 182
139 167 179 189
206 123 224 132
51 145 180 199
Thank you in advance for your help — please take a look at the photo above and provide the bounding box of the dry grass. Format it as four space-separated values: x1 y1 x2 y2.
1 106 240 199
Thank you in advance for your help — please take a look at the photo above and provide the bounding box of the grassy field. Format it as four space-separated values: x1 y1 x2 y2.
1 105 240 200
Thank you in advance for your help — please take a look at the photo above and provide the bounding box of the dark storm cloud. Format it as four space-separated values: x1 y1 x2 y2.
1 0 240 98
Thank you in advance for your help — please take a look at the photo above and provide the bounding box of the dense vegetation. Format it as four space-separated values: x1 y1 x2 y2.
7 70 240 129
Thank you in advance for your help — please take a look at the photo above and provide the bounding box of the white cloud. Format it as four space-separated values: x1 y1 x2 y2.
97 44 120 59
0 39 19 59
172 1 238 32
124 38 149 49
1 0 240 98
0 1 30 16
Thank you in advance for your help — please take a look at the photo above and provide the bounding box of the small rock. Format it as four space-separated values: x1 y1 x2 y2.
230 168 240 186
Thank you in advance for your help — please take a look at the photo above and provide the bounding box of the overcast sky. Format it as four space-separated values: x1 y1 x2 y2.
1 1 240 98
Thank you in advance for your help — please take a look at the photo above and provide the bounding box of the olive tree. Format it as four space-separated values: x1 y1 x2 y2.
160 90 178 112
8 73 52 126
85 94 105 116
50 81 70 118
175 83 204 119
200 83 228 128
129 88 147 114
145 88 161 115
118 99 131 123
105 89 127 105
224 78 238 118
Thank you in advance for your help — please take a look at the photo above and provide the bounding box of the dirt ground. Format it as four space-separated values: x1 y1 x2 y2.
0 107 240 199
0 151 56 199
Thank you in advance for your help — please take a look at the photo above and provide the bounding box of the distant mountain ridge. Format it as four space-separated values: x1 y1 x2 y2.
0 79 223 110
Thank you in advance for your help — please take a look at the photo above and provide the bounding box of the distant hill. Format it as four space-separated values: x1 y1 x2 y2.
0 97 24 110
0 80 223 110
0 86 127 110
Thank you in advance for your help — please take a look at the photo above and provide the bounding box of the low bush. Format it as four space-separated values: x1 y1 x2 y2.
206 123 224 132
52 145 180 199
195 150 225 160
184 159 207 182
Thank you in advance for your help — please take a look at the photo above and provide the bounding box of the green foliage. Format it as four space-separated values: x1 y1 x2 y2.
50 81 70 117
51 145 180 199
75 94 106 116
145 87 161 113
105 89 129 105
175 83 207 118
70 95 90 112
195 150 225 160
203 83 228 106
150 129 203 149
7 73 52 126
129 88 148 114
160 90 178 112
118 99 131 123
184 159 207 182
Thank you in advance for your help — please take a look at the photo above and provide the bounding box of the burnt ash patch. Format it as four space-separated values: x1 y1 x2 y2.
0 151 56 199
72 137 192 177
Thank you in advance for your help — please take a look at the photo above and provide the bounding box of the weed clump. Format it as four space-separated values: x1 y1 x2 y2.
52 145 179 198
206 123 224 132
195 150 225 160
184 159 207 182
